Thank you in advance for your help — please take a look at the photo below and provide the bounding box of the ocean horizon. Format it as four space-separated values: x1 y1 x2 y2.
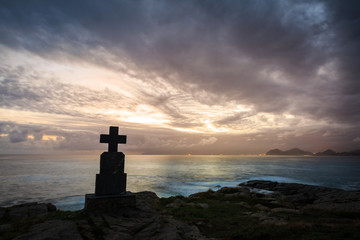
1 154 360 211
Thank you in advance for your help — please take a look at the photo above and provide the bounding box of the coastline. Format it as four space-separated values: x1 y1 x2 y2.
1 180 360 240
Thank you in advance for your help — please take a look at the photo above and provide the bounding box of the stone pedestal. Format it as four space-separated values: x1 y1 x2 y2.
95 152 127 195
85 150 136 211
85 192 136 212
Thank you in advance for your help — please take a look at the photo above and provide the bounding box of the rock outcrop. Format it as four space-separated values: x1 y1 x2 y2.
1 192 208 240
1 202 57 220
1 182 360 240
78 191 208 240
240 180 360 211
13 220 82 240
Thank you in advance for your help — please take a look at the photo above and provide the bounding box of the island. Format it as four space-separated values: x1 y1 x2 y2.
266 148 313 155
1 180 360 240
266 148 360 156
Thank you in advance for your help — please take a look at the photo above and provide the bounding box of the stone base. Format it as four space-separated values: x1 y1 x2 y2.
95 173 127 195
84 192 136 212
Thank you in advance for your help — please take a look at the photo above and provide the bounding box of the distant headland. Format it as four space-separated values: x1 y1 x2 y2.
266 148 360 156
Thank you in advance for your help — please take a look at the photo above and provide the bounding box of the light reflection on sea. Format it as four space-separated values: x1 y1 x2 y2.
0 154 359 210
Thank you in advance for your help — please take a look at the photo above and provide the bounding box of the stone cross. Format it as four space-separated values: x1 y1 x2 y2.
100 126 126 152
84 126 136 211
95 126 128 196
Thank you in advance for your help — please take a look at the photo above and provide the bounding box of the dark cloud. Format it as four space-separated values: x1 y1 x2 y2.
0 122 39 146
8 129 27 143
216 111 257 125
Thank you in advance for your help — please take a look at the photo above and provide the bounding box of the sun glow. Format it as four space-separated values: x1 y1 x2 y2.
202 119 229 133
42 135 64 141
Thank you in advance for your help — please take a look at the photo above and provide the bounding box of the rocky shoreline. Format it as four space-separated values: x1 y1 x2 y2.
1 180 360 239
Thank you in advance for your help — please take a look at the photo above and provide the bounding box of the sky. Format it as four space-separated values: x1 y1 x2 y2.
0 0 359 154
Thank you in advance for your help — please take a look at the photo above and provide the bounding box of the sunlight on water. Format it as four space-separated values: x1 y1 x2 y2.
0 154 360 210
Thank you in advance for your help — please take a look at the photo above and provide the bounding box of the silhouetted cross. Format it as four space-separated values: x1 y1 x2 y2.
100 126 127 152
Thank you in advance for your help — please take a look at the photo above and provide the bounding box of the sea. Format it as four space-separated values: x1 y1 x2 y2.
0 154 360 211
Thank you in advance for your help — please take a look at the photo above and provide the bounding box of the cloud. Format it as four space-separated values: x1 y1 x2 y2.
0 0 359 153
1 0 358 123
8 129 28 143
199 137 217 146
0 64 131 119
0 122 29 143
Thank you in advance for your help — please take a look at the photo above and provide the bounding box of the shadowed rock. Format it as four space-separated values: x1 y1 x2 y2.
13 220 82 240
240 180 360 211
2 202 56 220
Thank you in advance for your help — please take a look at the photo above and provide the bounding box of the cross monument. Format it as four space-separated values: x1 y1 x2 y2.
85 126 136 211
